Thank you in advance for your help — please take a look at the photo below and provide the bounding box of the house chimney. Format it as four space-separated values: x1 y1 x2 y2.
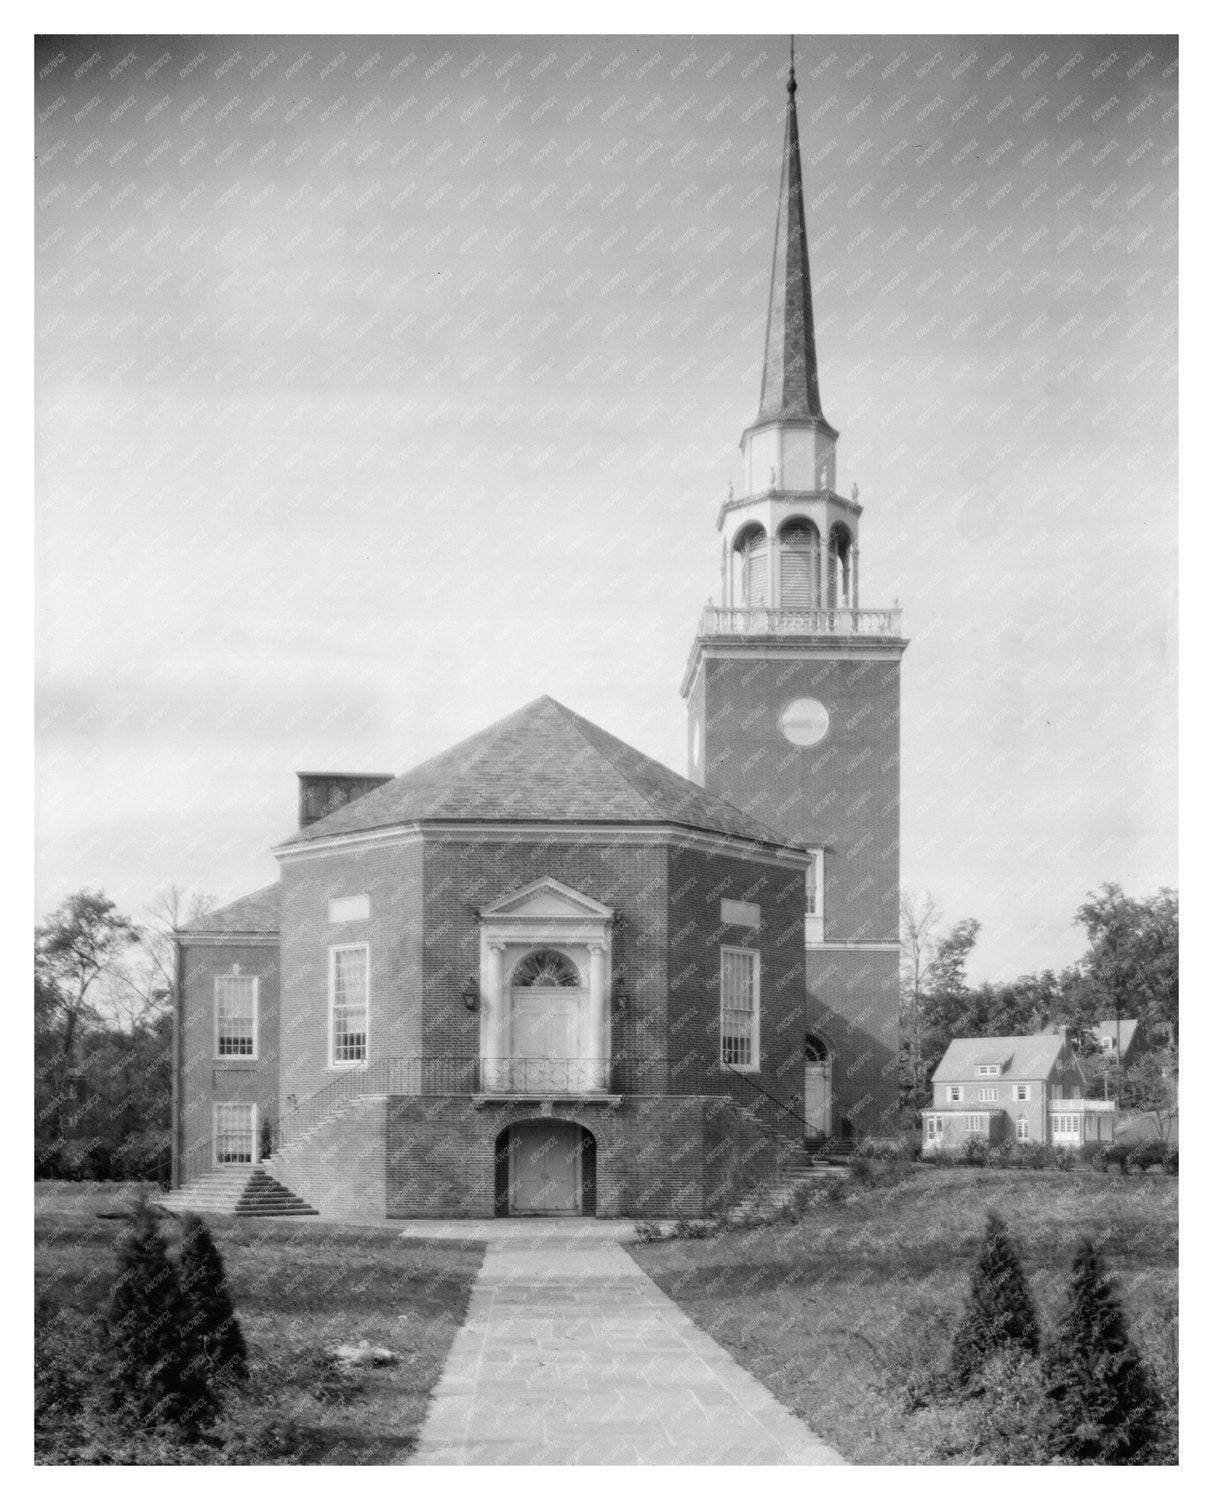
297 772 394 829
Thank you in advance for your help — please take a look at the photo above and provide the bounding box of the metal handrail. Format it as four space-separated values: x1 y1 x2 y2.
168 1053 810 1185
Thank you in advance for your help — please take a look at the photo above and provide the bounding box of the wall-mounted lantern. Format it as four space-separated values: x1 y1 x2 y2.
612 973 630 1013
461 975 480 1012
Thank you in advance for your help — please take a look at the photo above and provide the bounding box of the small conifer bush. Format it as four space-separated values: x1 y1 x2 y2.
950 1211 1040 1390
1040 1238 1160 1463
103 1201 213 1432
177 1213 248 1385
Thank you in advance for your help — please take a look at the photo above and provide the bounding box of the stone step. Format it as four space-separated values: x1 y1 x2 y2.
163 1167 318 1217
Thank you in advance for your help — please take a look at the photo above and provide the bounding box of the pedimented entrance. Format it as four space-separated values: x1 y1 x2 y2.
495 1121 597 1217
478 878 614 1094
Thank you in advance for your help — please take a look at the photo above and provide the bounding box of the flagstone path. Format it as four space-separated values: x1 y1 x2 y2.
401 1219 847 1466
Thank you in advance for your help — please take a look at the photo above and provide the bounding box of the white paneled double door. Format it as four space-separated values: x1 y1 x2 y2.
505 988 601 1093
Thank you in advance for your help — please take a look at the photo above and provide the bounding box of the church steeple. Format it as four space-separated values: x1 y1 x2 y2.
755 53 826 427
735 45 841 503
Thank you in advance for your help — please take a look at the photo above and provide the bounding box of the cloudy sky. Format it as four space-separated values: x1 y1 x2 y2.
34 30 1178 981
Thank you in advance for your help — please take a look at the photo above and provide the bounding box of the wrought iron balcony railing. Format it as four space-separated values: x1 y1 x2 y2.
698 604 902 637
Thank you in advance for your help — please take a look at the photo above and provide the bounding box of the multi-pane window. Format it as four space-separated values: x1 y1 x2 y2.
963 1113 985 1133
926 1116 940 1139
330 945 369 1065
1051 1113 1081 1139
977 1064 1001 1076
215 975 258 1058
1016 1115 1029 1142
977 1087 998 1102
947 1085 963 1102
215 1103 256 1165
1014 1084 1030 1101
720 948 759 1068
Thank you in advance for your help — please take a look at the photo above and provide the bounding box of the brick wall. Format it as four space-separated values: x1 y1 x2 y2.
178 940 280 1183
807 946 899 1136
385 1093 771 1218
667 844 806 1117
278 840 424 1112
700 652 902 944
420 837 669 1063
266 1094 387 1217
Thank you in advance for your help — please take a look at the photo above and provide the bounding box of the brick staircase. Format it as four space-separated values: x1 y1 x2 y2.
726 1144 848 1223
161 1167 318 1217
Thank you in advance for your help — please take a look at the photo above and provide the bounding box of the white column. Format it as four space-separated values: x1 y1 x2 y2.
483 941 506 1091
766 531 777 613
851 548 860 610
587 942 607 1091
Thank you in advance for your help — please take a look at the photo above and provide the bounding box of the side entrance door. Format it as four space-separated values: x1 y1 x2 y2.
803 1061 832 1138
511 1120 580 1215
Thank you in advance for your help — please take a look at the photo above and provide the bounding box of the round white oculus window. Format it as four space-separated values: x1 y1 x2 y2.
779 697 831 746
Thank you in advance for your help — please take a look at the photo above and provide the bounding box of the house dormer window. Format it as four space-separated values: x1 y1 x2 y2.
976 1064 1001 1076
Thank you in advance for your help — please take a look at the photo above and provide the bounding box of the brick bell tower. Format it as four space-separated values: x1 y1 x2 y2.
680 53 909 1140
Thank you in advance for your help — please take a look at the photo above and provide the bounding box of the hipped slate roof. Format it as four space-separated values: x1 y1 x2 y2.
281 696 804 852
178 882 280 935
932 1034 1072 1084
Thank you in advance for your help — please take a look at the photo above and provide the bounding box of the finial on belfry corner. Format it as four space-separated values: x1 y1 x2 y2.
788 35 797 94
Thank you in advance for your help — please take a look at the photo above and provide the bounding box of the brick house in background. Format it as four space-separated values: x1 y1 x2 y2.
921 1034 1116 1154
168 59 909 1219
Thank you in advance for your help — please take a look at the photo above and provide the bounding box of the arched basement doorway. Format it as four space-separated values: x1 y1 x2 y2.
494 1121 598 1218
803 1032 835 1140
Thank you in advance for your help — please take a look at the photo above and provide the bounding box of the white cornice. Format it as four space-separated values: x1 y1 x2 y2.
681 638 907 700
175 932 279 947
273 820 812 870
806 942 901 953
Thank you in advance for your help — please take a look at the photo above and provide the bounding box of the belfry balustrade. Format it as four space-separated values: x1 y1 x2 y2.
697 603 902 638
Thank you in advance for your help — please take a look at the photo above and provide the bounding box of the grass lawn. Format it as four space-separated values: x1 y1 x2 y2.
35 1182 484 1464
629 1166 1178 1464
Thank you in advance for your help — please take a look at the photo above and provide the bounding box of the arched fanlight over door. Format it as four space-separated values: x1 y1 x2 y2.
511 949 582 987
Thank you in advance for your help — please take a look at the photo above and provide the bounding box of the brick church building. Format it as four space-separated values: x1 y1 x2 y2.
170 60 908 1219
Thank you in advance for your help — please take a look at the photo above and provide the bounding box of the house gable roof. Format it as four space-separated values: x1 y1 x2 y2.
177 882 280 936
1093 1018 1139 1050
279 696 805 852
932 1034 1072 1084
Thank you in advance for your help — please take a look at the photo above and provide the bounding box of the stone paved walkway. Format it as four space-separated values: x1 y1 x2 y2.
403 1220 847 1465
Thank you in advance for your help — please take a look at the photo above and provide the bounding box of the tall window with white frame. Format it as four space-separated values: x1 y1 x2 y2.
330 944 369 1065
214 973 258 1058
720 947 759 1069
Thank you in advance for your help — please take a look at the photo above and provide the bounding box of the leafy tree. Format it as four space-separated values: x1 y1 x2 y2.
103 1201 213 1433
950 1211 1040 1389
1041 1238 1159 1463
177 1214 248 1384
1074 884 1178 1046
35 891 140 1153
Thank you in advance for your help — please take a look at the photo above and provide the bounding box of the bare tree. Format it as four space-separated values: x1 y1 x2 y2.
900 889 942 1100
98 886 215 1033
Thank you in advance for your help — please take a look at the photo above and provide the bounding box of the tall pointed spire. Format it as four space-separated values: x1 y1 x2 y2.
755 45 826 426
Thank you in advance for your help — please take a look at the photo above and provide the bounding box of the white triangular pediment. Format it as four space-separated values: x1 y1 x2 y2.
481 877 613 921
